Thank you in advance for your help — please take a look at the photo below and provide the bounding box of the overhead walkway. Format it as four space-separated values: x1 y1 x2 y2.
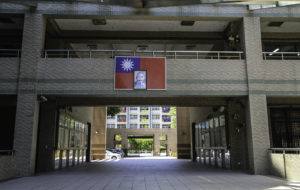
0 158 294 190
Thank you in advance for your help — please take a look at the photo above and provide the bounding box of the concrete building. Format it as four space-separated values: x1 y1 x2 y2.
106 106 177 156
0 0 300 182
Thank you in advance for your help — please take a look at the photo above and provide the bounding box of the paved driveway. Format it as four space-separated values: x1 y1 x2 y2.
0 157 298 190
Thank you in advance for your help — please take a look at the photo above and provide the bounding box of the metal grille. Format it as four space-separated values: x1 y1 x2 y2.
270 108 300 148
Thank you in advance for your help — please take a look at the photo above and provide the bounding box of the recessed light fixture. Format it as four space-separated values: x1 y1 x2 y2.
181 21 195 26
269 48 280 56
268 22 284 27
92 19 106 25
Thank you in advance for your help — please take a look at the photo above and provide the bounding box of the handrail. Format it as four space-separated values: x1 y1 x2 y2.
43 49 244 60
269 148 300 153
263 52 300 60
196 147 227 150
269 148 300 151
0 49 21 57
0 150 15 155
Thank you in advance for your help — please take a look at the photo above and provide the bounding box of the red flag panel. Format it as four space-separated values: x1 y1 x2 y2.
140 58 165 89
115 73 133 89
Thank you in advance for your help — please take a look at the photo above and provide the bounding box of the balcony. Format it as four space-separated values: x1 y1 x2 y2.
43 49 244 60
140 119 149 123
117 119 126 123
0 49 21 58
263 52 300 60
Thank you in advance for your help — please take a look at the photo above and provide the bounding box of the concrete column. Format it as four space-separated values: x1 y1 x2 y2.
36 102 57 172
243 17 270 174
154 134 160 156
227 101 248 170
177 107 191 159
13 13 46 177
92 107 107 160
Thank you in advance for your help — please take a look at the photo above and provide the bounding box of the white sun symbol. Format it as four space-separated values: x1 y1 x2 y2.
121 58 134 71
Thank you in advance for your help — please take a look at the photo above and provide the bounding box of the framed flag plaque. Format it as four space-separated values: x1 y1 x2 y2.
114 57 166 90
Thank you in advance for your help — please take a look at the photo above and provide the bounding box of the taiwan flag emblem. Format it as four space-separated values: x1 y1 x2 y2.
115 57 166 90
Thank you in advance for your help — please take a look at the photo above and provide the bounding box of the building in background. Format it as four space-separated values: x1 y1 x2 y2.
106 107 177 156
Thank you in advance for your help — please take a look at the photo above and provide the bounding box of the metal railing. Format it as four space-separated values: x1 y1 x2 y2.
55 148 87 170
263 52 300 60
196 147 230 169
0 150 15 156
44 49 244 60
0 49 21 57
269 148 300 180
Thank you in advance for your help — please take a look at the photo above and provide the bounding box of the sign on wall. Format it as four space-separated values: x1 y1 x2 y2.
114 57 166 90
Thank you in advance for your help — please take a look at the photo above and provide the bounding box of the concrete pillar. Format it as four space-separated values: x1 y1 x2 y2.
177 107 191 159
243 17 270 174
154 134 160 156
36 102 57 172
227 101 248 170
92 107 107 160
13 13 46 176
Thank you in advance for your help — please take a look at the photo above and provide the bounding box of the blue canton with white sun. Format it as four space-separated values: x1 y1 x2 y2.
121 58 134 71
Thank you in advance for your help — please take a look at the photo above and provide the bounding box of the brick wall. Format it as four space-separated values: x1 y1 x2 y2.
0 155 15 181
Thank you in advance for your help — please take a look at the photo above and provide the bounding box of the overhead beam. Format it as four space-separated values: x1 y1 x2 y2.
56 30 225 40
50 96 233 107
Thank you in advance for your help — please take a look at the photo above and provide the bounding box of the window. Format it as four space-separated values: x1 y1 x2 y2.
140 107 149 114
130 115 138 120
152 115 160 120
130 124 138 128
140 115 149 122
107 115 115 119
162 107 170 113
162 125 171 128
120 107 126 113
117 115 126 122
130 107 138 111
152 124 160 128
152 107 160 111
140 124 149 128
117 124 126 129
270 108 300 148
162 115 171 122
107 124 115 128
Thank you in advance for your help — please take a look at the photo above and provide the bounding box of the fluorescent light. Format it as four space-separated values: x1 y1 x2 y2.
269 48 280 56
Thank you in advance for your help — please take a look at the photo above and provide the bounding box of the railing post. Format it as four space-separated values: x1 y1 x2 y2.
217 52 220 60
208 149 211 166
283 149 287 179
214 149 218 167
197 52 199 60
263 52 266 60
45 50 47 58
59 150 63 169
89 51 92 59
281 52 284 60
67 50 70 59
221 149 225 169
175 51 177 59
239 52 242 60
112 50 114 58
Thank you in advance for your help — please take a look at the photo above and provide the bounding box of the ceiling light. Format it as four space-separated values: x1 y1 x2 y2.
269 48 280 56
181 21 195 26
92 19 106 25
268 22 284 27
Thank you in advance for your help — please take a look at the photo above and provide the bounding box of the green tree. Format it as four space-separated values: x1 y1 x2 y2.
107 107 120 116
168 107 177 128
